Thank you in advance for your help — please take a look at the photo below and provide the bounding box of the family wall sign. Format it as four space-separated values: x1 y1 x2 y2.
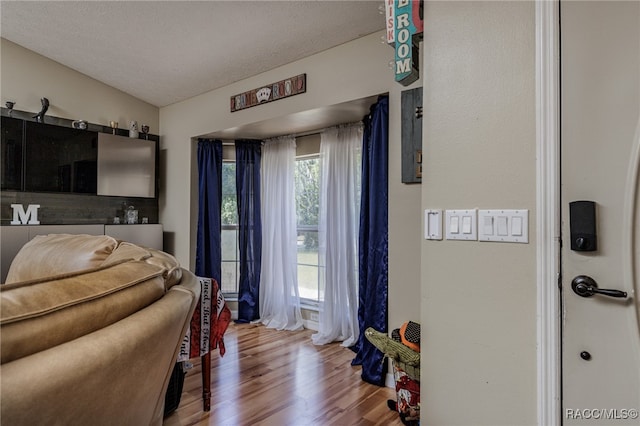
230 74 306 112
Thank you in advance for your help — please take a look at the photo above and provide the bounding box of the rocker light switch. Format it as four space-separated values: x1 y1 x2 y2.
450 216 460 234
497 216 508 236
445 210 477 241
483 216 494 236
478 210 529 243
511 217 523 236
462 216 472 234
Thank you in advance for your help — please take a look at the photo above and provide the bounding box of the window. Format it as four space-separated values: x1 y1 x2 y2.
219 141 323 303
220 161 239 295
295 156 322 302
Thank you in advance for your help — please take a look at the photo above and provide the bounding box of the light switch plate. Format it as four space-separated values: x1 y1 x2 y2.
445 209 477 241
424 209 443 240
478 209 529 243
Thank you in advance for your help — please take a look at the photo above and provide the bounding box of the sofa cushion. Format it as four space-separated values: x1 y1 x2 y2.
144 248 183 289
0 259 167 364
5 234 119 284
101 241 152 265
101 243 183 290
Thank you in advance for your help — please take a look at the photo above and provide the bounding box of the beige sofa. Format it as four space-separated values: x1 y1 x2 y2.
0 234 200 426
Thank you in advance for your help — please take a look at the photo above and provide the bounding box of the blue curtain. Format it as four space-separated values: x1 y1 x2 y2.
351 96 389 386
235 140 263 323
195 139 223 283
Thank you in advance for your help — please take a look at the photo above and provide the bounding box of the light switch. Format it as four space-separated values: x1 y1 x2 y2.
450 216 460 234
483 216 494 235
462 216 472 234
497 216 508 236
478 209 529 243
511 216 523 236
445 209 477 241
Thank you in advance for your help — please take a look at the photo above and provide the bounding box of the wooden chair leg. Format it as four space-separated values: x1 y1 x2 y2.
201 352 211 411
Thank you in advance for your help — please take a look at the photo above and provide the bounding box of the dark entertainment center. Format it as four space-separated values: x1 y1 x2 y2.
1 110 160 226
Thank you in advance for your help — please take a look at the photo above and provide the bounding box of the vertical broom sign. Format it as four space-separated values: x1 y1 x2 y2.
385 0 424 86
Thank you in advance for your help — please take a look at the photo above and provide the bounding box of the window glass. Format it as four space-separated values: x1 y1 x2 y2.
221 161 239 295
221 162 238 226
295 157 321 301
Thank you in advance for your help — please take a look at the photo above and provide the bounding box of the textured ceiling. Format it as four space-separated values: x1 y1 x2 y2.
1 0 385 108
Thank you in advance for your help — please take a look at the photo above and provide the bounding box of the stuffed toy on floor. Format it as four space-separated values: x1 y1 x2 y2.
365 321 421 426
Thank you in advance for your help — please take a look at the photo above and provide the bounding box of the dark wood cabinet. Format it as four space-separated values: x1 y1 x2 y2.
24 121 98 194
0 112 160 226
1 116 24 191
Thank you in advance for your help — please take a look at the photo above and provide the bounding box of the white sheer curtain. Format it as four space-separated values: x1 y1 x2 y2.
312 123 363 346
257 135 303 331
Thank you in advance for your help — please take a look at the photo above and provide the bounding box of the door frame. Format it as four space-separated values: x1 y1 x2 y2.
535 1 561 425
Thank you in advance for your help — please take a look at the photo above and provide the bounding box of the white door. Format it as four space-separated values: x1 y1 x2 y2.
561 1 640 424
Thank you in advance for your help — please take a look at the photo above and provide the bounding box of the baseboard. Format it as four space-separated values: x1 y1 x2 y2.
303 319 319 331
385 372 395 389
229 310 319 332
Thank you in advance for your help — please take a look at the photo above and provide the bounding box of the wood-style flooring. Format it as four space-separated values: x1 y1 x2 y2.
163 322 404 426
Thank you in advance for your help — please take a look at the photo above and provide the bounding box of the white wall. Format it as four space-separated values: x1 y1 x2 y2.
421 2 537 425
0 38 158 131
159 31 423 331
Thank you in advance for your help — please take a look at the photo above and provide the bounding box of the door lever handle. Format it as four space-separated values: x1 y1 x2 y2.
571 275 628 298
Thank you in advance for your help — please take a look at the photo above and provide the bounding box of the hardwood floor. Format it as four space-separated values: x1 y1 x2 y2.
163 322 405 426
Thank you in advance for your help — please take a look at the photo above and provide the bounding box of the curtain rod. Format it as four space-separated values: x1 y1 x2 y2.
219 120 363 144
221 132 319 145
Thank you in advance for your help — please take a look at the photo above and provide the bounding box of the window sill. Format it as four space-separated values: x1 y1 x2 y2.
300 303 320 313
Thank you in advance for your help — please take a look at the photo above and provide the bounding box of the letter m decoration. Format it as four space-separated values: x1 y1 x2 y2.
11 204 41 225
394 0 424 86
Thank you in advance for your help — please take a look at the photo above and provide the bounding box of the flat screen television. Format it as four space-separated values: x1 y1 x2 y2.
97 133 156 198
